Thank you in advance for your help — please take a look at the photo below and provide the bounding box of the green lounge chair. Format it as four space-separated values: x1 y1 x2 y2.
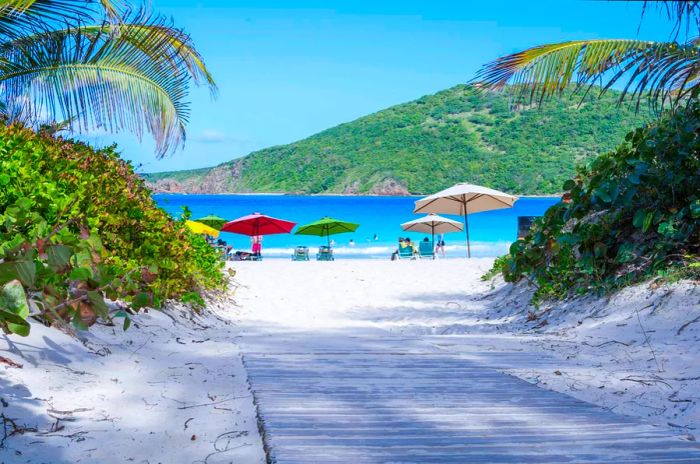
418 241 435 259
397 243 414 259
317 246 334 261
292 246 310 261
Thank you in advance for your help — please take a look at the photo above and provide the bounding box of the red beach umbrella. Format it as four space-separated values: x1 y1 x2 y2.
221 212 296 236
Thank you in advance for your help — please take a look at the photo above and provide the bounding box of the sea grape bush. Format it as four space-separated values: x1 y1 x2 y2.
0 123 224 336
496 103 700 300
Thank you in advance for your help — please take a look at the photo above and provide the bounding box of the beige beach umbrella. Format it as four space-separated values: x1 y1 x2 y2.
413 183 518 258
401 214 463 259
401 214 463 237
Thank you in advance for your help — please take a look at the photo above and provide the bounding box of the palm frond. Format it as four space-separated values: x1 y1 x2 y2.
475 38 700 108
0 22 194 156
642 1 700 40
0 10 217 92
77 10 216 91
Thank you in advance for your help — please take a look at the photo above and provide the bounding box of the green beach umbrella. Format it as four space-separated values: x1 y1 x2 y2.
194 215 227 230
294 217 360 247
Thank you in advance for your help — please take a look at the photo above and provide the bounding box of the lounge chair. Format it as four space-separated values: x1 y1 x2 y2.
397 243 414 259
418 241 435 259
292 246 310 261
317 246 334 261
232 251 260 261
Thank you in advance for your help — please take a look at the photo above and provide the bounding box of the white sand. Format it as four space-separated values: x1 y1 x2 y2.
2 257 698 463
0 300 266 464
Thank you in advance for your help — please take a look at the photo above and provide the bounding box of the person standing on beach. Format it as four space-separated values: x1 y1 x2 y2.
436 234 446 258
251 234 263 256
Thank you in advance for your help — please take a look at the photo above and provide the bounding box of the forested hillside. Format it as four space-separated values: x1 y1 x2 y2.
145 85 648 195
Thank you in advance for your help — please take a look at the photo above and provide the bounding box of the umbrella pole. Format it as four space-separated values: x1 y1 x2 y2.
464 202 471 258
431 225 435 261
327 228 330 248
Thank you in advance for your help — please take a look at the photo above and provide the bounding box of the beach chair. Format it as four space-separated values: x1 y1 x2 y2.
232 251 257 261
397 243 414 259
418 241 435 259
316 246 334 261
292 246 310 261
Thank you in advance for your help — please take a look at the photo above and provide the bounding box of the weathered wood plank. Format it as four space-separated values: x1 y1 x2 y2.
241 332 700 463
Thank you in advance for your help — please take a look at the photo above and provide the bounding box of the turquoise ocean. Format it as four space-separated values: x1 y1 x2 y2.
153 194 559 259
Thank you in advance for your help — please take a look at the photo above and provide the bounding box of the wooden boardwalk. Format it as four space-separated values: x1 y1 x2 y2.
240 330 700 463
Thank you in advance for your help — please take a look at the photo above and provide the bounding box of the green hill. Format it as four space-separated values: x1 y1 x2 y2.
144 85 649 195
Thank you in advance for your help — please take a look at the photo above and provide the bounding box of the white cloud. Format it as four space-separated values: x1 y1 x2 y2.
194 129 229 144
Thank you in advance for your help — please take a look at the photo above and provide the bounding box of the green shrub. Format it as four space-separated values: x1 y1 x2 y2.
502 103 700 301
0 123 224 336
481 255 509 281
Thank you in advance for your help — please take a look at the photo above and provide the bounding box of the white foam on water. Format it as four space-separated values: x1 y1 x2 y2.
260 241 512 258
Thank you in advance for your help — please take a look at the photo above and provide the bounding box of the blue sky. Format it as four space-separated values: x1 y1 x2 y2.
85 0 672 173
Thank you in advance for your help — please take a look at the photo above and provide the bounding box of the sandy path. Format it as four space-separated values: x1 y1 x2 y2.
232 259 497 330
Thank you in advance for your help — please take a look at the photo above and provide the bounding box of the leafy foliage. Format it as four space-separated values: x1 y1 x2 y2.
475 2 700 109
145 85 648 195
497 103 700 301
0 123 224 336
0 1 215 156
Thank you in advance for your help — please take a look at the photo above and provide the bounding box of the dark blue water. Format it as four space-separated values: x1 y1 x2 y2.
153 194 559 258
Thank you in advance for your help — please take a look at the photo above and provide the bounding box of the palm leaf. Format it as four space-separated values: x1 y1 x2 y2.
0 22 194 156
0 10 217 91
641 1 700 40
77 11 216 91
475 38 700 108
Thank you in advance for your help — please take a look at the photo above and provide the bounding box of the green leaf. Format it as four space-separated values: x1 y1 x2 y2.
46 245 73 271
633 210 645 229
0 309 30 336
71 313 89 331
642 212 654 233
1 280 29 317
0 280 30 337
595 186 611 203
14 197 32 211
69 267 92 281
14 260 35 289
657 221 676 237
616 243 635 264
562 179 576 191
114 311 132 331
0 262 19 285
0 174 10 186
132 292 150 309
86 291 110 320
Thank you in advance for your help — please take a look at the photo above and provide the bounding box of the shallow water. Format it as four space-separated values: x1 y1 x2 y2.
153 194 559 258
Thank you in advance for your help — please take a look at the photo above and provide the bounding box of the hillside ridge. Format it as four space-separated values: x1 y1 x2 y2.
144 85 648 195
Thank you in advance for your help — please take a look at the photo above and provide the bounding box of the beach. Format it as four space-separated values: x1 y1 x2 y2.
154 194 559 259
2 258 698 462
